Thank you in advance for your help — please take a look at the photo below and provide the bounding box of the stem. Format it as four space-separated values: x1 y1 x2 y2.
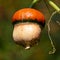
47 11 57 54
48 0 60 11
25 45 30 49
29 0 38 7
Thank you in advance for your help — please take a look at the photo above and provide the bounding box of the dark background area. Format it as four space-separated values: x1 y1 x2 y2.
0 0 60 60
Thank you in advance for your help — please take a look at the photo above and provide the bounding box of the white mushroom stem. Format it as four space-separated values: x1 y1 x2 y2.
25 45 30 49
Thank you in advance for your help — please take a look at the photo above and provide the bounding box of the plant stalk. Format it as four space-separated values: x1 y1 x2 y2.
48 0 60 11
29 0 38 7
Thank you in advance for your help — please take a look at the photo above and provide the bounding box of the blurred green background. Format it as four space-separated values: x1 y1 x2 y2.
0 0 60 60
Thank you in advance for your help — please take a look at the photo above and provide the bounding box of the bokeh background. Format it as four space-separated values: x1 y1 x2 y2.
0 0 60 60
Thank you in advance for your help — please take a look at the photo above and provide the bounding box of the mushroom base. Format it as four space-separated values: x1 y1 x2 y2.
13 22 42 49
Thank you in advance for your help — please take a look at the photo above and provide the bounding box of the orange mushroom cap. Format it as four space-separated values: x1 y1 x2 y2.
12 8 45 26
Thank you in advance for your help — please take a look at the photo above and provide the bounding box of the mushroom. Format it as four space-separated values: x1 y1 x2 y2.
12 8 45 49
